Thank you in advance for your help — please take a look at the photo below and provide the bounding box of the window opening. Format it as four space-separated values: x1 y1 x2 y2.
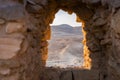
46 10 84 68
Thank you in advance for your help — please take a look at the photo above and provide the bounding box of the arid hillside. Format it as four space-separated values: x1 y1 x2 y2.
46 24 84 68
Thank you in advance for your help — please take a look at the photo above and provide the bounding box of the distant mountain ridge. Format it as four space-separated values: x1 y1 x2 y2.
51 24 82 34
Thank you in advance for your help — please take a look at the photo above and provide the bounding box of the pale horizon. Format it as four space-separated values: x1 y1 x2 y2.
50 10 82 27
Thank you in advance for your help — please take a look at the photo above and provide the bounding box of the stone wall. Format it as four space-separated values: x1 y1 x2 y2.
0 1 41 80
0 0 120 80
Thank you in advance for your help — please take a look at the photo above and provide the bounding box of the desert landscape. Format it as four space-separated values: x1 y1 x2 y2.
46 24 84 68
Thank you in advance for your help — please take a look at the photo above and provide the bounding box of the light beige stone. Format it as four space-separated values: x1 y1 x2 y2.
20 39 29 53
93 18 106 26
0 45 20 53
2 73 19 80
6 22 24 33
0 68 10 75
0 47 19 59
0 18 5 24
0 37 23 46
0 33 25 39
111 9 120 33
0 37 23 59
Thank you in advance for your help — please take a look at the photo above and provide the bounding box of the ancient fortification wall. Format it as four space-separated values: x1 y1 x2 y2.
0 0 120 80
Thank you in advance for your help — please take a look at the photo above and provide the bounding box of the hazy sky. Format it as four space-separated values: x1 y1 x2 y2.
51 10 82 27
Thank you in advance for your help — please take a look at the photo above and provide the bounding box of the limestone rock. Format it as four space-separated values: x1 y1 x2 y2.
27 0 47 5
0 2 25 20
0 37 23 59
93 18 106 26
111 9 120 33
107 0 120 8
0 60 21 68
2 73 19 80
6 22 24 33
0 18 5 25
20 39 29 53
0 67 10 75
0 33 25 39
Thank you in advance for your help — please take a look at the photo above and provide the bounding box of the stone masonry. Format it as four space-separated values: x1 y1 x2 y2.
0 0 120 80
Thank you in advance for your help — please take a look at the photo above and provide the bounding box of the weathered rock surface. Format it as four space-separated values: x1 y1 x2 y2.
111 9 120 33
0 67 10 75
60 71 73 80
0 37 23 59
41 68 99 80
0 0 120 80
6 22 24 33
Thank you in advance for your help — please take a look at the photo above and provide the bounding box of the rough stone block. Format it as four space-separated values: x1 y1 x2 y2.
0 37 23 59
73 70 99 80
0 33 25 39
0 2 25 20
6 22 24 33
2 73 19 80
100 39 111 45
28 0 48 5
0 18 5 25
0 37 23 46
60 71 72 80
111 9 120 33
107 0 120 8
93 18 106 26
82 0 100 4
0 67 10 75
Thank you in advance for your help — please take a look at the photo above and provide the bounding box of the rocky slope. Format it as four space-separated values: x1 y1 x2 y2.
46 24 84 68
